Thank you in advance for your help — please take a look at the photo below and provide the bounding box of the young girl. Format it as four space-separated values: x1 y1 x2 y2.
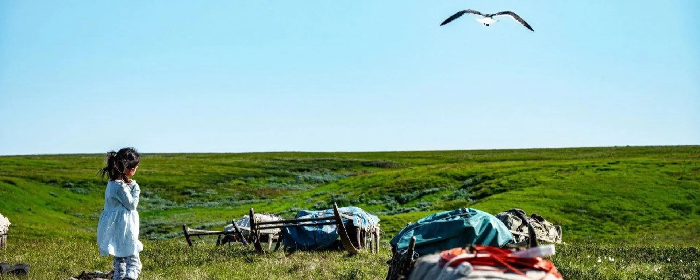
97 147 143 280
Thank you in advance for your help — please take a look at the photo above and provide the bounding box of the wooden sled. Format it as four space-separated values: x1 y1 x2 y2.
249 203 380 254
182 220 248 247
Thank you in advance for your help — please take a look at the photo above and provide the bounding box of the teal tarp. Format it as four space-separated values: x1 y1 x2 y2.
283 206 379 250
390 208 514 256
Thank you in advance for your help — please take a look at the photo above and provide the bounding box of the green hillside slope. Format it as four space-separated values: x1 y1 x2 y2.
1 146 698 245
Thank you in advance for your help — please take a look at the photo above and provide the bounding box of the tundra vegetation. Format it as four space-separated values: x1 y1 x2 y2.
0 146 698 279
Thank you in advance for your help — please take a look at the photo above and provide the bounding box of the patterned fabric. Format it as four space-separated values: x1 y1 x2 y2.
97 180 143 257
113 253 141 280
495 209 562 244
0 213 10 235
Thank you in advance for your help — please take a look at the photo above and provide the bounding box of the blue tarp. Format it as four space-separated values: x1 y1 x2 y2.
283 206 380 250
390 208 514 256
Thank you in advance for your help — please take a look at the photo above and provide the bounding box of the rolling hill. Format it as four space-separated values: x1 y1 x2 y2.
1 146 698 244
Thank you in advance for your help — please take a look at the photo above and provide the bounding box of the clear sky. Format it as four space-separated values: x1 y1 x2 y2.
1 1 698 155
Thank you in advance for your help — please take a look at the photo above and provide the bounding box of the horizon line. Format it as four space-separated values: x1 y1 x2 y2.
1 144 698 157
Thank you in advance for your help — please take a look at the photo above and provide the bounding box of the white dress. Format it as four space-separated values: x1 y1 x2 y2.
97 180 143 257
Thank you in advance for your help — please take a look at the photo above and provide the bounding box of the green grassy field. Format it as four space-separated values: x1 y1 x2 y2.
1 146 699 279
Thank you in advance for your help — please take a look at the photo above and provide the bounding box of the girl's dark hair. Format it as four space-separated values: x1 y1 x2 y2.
100 147 140 182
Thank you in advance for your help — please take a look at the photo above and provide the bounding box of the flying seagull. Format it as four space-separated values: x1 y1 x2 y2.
440 10 534 32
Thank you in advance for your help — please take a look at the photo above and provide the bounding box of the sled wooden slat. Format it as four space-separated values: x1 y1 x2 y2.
255 216 335 225
249 208 265 254
182 221 248 247
183 225 193 247
256 221 339 230
231 220 248 245
333 203 360 254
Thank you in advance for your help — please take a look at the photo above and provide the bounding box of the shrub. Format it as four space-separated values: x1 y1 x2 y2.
330 193 351 207
141 190 154 197
71 187 88 195
295 172 351 184
181 189 199 196
442 188 471 200
265 182 314 190
395 187 443 204
313 201 328 210
360 160 399 168
366 200 382 205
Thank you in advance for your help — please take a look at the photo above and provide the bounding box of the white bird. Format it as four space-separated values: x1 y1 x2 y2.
440 9 534 32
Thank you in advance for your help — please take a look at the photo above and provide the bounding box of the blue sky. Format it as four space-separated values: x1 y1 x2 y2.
1 1 698 155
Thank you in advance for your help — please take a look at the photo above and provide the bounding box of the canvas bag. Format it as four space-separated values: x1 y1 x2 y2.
495 209 562 244
390 208 514 257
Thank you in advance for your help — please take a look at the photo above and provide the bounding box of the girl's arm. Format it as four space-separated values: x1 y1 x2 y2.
113 182 139 210
131 182 141 208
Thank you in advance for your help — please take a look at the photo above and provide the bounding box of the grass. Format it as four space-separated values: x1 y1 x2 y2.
552 242 699 279
1 145 699 279
0 235 390 280
0 236 697 280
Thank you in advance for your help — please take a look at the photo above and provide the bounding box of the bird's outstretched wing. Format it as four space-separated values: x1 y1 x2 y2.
492 11 534 31
440 9 484 26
